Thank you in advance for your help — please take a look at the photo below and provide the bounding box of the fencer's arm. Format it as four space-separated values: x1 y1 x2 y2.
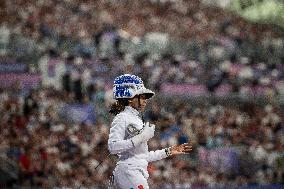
144 143 193 162
142 149 169 162
108 116 134 154
108 117 155 154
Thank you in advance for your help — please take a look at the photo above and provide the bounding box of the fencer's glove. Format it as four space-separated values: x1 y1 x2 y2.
131 122 155 147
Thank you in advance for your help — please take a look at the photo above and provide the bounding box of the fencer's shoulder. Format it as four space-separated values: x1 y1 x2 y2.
112 111 128 123
117 110 130 118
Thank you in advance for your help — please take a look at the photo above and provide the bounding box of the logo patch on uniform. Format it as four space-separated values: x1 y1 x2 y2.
126 124 141 136
138 185 144 189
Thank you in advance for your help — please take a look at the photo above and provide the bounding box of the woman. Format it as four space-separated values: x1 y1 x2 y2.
108 74 192 189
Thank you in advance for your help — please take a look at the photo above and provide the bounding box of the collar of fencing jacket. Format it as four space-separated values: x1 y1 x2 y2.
125 106 140 116
125 106 145 123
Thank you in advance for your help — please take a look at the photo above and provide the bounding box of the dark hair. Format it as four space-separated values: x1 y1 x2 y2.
109 99 130 115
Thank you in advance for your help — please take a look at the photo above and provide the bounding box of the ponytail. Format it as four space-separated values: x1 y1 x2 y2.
109 99 130 115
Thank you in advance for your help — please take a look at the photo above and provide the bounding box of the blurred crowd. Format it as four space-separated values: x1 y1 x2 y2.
0 0 284 97
0 85 283 188
0 86 112 188
0 0 284 188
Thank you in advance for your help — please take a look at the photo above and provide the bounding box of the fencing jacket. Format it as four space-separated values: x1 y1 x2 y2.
108 106 168 178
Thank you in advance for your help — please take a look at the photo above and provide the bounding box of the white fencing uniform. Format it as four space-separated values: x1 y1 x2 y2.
108 106 168 189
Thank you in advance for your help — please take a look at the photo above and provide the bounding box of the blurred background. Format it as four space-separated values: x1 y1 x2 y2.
0 0 283 188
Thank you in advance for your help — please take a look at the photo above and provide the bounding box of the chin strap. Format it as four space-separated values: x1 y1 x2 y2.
138 95 145 124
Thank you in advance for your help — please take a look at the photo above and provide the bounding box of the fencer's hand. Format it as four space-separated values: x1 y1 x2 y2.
169 143 193 155
131 122 155 147
142 122 155 140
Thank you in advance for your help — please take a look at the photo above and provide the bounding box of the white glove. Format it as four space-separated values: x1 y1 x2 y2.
131 122 155 147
